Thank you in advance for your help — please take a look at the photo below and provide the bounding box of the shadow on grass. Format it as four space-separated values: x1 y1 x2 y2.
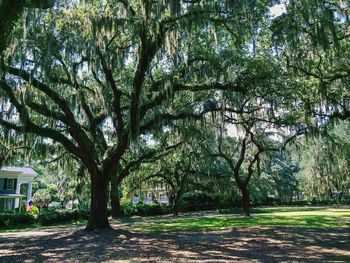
1 207 349 262
0 226 349 262
0 220 87 233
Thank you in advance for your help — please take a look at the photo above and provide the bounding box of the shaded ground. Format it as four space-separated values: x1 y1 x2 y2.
1 225 349 262
1 207 349 262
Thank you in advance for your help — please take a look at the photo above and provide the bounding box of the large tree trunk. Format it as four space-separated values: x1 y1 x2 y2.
240 185 250 216
234 172 251 217
169 193 178 216
110 175 123 218
172 189 183 217
172 196 180 216
86 171 110 230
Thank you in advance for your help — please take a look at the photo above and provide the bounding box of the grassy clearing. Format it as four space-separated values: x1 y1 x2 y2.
118 206 350 233
2 206 349 233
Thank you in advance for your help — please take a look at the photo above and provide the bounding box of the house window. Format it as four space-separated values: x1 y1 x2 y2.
6 179 15 190
4 198 13 211
0 178 4 189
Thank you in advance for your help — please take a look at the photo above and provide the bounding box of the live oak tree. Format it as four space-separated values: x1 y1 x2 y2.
271 0 350 124
152 139 203 216
126 134 203 216
270 1 350 202
212 119 302 215
208 56 307 216
0 0 272 229
299 121 350 201
0 0 55 52
123 122 235 215
0 0 56 166
110 133 182 217
204 1 350 214
41 154 90 208
261 151 300 204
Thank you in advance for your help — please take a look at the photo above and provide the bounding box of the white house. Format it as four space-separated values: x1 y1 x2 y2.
0 167 36 211
132 183 169 205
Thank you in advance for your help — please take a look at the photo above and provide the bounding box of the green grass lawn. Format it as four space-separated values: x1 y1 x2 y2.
2 206 349 233
116 206 350 233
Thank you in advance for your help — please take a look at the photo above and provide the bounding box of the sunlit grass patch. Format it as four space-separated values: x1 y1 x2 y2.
127 207 350 233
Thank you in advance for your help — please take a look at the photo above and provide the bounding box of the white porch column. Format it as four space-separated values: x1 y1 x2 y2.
27 182 33 201
15 181 21 208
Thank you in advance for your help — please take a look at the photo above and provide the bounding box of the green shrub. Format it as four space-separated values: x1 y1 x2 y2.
121 202 171 217
217 207 242 214
0 209 89 228
0 212 35 226
135 203 163 216
30 205 40 216
122 202 137 216
8 213 35 225
37 211 59 225
32 188 52 209
180 192 231 212
292 200 309 206
0 213 11 227
37 209 89 226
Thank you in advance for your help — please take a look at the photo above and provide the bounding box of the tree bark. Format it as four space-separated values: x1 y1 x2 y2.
172 192 181 216
240 185 250 216
110 175 123 218
168 193 178 216
233 170 251 217
172 202 179 216
86 171 110 230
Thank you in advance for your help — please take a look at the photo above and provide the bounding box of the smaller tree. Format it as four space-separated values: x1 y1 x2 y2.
299 121 350 202
124 144 198 216
32 188 51 209
123 125 206 216
212 126 265 216
157 149 197 216
265 152 300 204
109 134 182 218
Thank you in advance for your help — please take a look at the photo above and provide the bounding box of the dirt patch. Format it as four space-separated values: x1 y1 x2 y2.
0 226 349 262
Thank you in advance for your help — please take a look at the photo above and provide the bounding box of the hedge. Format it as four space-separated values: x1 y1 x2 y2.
37 209 89 226
0 204 171 228
0 209 89 228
